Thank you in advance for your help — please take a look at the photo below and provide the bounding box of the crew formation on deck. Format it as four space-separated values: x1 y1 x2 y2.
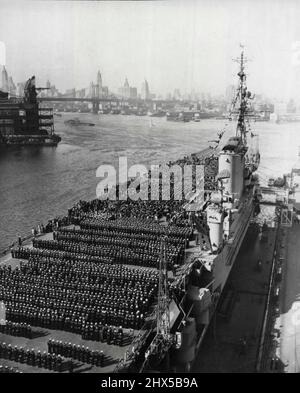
1 255 158 331
0 342 69 371
0 153 219 372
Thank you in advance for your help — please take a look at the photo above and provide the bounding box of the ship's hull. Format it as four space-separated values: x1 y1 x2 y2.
170 188 256 371
212 195 255 293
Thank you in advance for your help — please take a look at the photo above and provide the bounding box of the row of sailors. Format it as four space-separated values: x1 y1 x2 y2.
81 323 125 345
27 216 71 241
0 277 155 300
48 340 105 367
17 260 158 298
0 265 158 308
2 258 157 291
5 302 146 331
3 302 136 340
21 256 159 285
0 343 68 372
0 365 22 373
68 198 186 223
1 269 155 314
2 285 150 315
9 261 156 292
53 231 185 257
70 202 192 226
12 247 114 265
31 239 168 268
0 321 32 338
80 217 192 238
57 226 188 246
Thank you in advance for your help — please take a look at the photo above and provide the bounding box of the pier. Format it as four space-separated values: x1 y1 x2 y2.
192 205 278 373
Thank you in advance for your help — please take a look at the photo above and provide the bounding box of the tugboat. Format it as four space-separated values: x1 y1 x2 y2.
64 118 95 127
0 76 61 146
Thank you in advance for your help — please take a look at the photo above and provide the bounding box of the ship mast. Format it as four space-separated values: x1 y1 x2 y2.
234 46 252 147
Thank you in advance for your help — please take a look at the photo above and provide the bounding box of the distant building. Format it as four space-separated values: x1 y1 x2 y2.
141 79 150 100
88 70 109 99
130 87 137 99
101 86 109 97
118 78 137 99
1 66 9 92
45 80 51 97
8 76 16 96
96 70 102 98
225 85 236 103
89 82 96 98
118 77 130 98
287 99 297 113
97 70 102 90
65 88 76 98
17 82 25 97
274 102 287 116
173 88 181 101
76 88 86 99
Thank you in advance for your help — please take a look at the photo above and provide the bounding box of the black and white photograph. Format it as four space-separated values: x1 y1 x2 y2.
0 0 300 377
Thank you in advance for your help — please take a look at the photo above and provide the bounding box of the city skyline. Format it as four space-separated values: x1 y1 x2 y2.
0 0 300 101
2 0 300 101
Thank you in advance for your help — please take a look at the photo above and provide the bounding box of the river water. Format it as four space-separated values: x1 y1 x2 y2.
0 113 300 249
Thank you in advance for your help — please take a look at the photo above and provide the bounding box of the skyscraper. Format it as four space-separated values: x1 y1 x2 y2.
89 82 95 98
1 66 9 93
118 77 132 98
141 79 150 100
173 88 181 101
123 77 130 98
96 70 102 98
17 82 25 97
129 87 137 99
46 80 51 97
225 85 236 103
97 71 102 90
8 76 16 96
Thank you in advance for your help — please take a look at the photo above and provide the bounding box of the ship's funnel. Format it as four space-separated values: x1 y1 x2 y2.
207 204 224 251
218 150 244 199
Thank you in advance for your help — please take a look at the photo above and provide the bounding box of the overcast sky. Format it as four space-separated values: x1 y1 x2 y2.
1 0 300 100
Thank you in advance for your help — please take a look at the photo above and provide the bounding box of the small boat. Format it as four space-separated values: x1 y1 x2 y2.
110 109 121 115
149 119 155 128
193 113 201 122
64 118 95 126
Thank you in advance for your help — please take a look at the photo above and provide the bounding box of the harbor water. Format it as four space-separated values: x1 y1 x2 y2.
1 113 300 250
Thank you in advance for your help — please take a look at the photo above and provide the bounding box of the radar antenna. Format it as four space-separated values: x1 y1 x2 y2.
232 47 253 146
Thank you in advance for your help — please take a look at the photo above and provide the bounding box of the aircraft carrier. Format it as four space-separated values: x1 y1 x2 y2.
0 50 262 373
